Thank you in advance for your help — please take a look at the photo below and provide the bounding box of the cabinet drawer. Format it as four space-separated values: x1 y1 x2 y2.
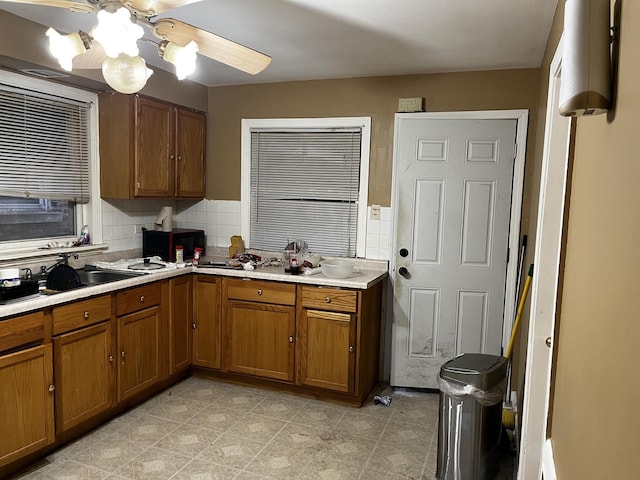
116 282 162 316
0 311 45 352
226 278 296 306
300 286 358 313
53 295 112 335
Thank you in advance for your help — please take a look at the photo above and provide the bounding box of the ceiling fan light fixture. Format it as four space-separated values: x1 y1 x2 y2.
46 28 89 71
102 54 153 94
159 40 198 80
92 7 144 58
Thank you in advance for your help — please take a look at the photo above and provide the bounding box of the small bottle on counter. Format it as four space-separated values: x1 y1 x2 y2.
80 225 91 245
175 245 184 263
193 247 202 265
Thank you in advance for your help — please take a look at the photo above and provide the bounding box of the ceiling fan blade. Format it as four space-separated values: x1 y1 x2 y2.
0 0 95 13
72 41 106 69
123 0 202 16
153 18 271 75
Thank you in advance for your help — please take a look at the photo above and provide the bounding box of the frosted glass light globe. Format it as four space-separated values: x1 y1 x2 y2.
92 7 143 58
102 54 153 94
46 28 87 71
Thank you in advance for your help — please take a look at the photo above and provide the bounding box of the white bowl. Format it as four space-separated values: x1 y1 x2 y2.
321 260 354 279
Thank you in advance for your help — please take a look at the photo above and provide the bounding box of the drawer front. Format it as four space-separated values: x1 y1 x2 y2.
53 295 112 335
300 286 358 313
0 311 45 352
225 278 296 306
116 282 162 316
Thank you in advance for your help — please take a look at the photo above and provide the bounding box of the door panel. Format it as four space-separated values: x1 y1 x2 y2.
391 116 517 388
54 322 114 432
117 306 161 401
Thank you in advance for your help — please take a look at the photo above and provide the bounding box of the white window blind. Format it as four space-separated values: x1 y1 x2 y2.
250 128 362 257
0 85 91 203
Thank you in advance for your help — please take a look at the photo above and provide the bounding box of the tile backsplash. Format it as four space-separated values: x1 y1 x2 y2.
103 199 391 261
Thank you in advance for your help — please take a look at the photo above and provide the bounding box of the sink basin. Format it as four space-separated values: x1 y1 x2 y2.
76 270 142 285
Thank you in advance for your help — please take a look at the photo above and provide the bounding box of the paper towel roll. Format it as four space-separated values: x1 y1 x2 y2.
154 206 173 232
559 0 611 116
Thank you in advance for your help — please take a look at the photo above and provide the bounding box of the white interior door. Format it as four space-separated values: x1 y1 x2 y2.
519 38 569 480
390 113 523 388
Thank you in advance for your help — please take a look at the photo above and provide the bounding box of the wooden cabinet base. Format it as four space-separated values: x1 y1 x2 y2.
190 367 383 407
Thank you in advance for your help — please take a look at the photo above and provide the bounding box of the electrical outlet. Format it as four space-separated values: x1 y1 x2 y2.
134 224 145 234
371 204 381 220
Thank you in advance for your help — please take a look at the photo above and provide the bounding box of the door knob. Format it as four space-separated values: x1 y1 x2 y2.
545 337 552 348
398 266 410 278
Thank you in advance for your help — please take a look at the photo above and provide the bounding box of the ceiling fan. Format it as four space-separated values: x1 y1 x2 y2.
1 0 272 92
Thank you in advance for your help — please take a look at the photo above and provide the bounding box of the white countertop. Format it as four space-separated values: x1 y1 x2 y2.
0 261 388 320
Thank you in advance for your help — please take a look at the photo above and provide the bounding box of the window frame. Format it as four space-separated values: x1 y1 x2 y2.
0 69 102 260
241 117 371 258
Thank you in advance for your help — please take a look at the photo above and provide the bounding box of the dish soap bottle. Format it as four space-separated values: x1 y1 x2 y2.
81 225 91 245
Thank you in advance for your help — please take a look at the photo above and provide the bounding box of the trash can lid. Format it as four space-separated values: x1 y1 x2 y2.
440 353 508 390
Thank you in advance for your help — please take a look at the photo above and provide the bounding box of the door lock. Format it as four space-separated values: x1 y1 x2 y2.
399 248 409 257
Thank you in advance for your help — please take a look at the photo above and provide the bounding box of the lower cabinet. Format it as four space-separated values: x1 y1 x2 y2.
52 294 115 433
192 275 222 369
117 304 162 402
0 344 54 467
297 283 382 401
297 308 356 392
223 278 296 382
116 282 163 402
53 322 115 432
169 275 193 374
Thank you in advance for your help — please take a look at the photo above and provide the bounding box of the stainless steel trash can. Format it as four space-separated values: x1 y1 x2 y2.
435 353 508 480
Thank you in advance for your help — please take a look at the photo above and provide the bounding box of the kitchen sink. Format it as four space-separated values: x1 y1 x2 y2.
76 269 143 285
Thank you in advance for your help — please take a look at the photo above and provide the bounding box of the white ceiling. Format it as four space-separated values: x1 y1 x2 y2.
0 0 559 87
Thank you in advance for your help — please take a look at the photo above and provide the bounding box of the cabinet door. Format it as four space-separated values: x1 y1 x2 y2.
134 97 174 197
298 309 356 392
175 108 206 198
53 322 115 432
169 275 192 374
117 306 161 402
193 275 221 369
225 300 295 382
0 345 54 467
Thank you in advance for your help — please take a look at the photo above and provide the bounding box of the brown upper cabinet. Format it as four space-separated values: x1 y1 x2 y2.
98 93 206 199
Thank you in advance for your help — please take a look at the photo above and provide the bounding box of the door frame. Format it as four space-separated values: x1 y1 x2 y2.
389 110 529 356
518 37 570 480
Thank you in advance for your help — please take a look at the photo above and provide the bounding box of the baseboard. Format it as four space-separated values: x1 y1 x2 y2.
542 438 557 480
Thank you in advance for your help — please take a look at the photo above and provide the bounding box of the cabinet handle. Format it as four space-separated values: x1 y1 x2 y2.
325 296 331 303
289 336 294 343
140 295 145 303
83 311 89 319
169 154 175 160
177 155 182 161
192 323 197 329
257 289 263 296
109 355 114 362
349 346 354 353
48 384 55 392
121 351 126 358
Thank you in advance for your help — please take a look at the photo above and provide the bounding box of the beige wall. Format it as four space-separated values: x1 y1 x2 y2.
548 0 640 478
207 70 541 205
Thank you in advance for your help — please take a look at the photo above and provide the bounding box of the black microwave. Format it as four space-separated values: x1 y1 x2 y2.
143 228 205 262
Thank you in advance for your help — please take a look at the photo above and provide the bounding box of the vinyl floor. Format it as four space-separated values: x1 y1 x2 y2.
11 376 516 479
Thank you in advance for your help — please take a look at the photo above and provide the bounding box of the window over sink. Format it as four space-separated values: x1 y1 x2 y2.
241 117 371 258
0 69 101 254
